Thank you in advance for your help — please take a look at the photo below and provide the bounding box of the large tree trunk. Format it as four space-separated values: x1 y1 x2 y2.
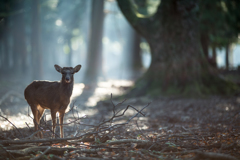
131 31 142 71
141 1 206 95
225 44 233 70
200 33 209 60
225 44 229 70
117 0 237 96
211 46 217 68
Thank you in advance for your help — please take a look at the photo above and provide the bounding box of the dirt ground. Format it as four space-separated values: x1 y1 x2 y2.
0 77 240 159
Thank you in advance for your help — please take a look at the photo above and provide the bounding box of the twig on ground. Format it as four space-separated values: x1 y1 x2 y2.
25 122 31 130
28 114 56 138
30 146 51 160
0 144 15 159
24 130 42 140
0 115 23 138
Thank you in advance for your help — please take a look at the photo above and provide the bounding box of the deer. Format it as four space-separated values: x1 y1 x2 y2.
24 64 81 138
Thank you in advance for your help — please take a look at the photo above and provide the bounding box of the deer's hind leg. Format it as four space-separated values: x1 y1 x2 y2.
51 110 57 138
31 104 45 138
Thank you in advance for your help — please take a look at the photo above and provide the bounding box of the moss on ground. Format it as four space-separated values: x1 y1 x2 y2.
123 72 240 98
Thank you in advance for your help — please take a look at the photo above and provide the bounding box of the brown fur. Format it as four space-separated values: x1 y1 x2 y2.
24 64 81 138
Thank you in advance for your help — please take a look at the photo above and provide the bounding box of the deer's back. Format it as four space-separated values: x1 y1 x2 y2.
24 81 64 109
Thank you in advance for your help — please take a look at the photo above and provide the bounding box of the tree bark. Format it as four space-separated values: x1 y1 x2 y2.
12 15 21 72
131 31 142 71
117 0 238 96
18 13 27 73
10 4 28 74
84 0 104 83
67 36 72 66
200 33 209 59
31 0 43 80
211 46 217 68
225 44 229 70
1 18 10 71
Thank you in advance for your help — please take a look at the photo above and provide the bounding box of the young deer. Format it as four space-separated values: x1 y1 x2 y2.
24 64 81 138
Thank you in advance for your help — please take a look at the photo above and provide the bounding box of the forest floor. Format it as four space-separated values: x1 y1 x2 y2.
0 73 240 160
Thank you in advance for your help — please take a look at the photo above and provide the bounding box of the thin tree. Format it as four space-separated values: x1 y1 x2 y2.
84 0 104 83
31 0 43 80
12 12 27 73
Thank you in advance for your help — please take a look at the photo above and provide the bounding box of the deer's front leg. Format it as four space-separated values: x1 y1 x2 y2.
51 110 57 138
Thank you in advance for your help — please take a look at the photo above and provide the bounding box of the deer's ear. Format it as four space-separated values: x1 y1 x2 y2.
54 64 62 73
74 65 81 73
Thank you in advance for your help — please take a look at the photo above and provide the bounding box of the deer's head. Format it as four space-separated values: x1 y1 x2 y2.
54 64 81 83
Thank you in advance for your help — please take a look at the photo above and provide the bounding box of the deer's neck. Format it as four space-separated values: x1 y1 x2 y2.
60 80 74 98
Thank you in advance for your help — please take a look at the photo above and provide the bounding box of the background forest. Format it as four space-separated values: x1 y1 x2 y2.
0 0 149 83
0 0 240 159
0 0 239 84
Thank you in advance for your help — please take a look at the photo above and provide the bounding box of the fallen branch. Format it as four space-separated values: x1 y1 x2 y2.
30 146 51 160
0 136 94 145
4 144 35 150
193 151 238 160
0 94 157 159
105 139 149 145
0 144 15 159
2 146 105 157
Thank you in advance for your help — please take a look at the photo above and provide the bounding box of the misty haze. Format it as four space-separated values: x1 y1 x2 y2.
0 0 240 159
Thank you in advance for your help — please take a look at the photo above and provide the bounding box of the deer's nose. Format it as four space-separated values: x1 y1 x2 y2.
65 77 70 83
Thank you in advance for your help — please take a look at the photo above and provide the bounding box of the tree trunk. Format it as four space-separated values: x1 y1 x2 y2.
18 13 27 73
12 15 21 72
225 44 229 70
2 18 10 71
131 31 142 71
11 9 27 74
142 6 206 95
228 45 233 69
0 40 2 69
31 0 43 80
117 0 238 96
212 46 217 68
67 37 72 67
200 33 209 59
84 0 104 83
